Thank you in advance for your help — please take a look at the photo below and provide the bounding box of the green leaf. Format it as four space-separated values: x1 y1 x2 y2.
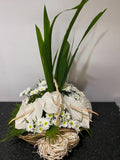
52 48 59 71
80 127 93 138
44 6 53 72
68 9 107 71
60 9 107 89
57 41 70 89
0 104 27 143
44 6 50 41
35 25 55 92
55 0 88 82
45 125 61 143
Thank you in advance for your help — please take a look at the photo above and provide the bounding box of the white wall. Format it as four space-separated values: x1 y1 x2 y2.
0 0 120 102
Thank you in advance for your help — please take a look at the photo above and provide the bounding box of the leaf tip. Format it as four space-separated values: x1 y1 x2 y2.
103 8 107 13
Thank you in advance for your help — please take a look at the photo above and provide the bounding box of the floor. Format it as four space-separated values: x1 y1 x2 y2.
0 102 120 160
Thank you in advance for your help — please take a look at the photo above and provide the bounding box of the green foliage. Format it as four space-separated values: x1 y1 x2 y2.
59 9 107 90
45 125 61 143
0 104 27 143
80 127 93 138
35 0 106 92
35 24 55 92
28 89 47 104
55 0 88 89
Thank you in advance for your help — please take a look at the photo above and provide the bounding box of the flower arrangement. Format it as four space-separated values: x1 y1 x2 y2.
1 0 106 159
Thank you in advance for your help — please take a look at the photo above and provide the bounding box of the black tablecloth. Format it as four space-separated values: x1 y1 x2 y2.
0 102 120 160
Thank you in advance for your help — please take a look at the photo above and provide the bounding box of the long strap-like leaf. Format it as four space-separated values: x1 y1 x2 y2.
60 9 107 90
68 9 107 71
35 25 55 92
55 0 88 81
44 6 52 71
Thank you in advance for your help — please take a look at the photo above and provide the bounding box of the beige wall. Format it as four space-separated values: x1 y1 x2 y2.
0 0 120 102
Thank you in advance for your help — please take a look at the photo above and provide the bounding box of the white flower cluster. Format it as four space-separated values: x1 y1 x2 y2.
25 117 50 133
19 80 84 105
62 83 84 101
19 80 47 104
59 111 81 132
25 110 81 133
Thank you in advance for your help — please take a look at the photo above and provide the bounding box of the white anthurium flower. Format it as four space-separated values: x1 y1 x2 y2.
63 95 83 121
81 118 90 129
63 94 92 129
42 92 62 114
26 122 34 132
42 118 50 130
15 98 45 130
19 90 26 97
79 91 85 97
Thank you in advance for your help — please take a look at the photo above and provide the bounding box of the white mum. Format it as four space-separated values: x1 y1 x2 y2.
38 86 47 92
46 113 53 119
68 120 76 128
42 118 50 130
26 122 34 132
37 126 43 133
19 90 26 97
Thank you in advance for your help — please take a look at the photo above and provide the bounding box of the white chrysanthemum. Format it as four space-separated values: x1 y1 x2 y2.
34 89 39 94
71 86 78 91
22 97 29 104
65 112 71 120
68 120 76 128
30 90 34 96
61 111 65 117
25 87 31 95
60 120 68 128
51 119 57 126
54 113 58 118
26 122 34 132
38 80 46 86
38 86 47 92
74 123 81 132
19 90 26 97
63 86 71 92
37 126 43 133
37 118 43 126
42 118 50 130
46 113 53 119
74 94 80 100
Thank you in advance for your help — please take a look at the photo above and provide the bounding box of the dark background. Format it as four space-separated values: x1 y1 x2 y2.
0 102 120 160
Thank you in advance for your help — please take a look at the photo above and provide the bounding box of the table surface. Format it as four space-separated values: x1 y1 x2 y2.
0 102 120 160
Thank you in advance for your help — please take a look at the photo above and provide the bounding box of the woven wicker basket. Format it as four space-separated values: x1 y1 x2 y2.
18 128 78 145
